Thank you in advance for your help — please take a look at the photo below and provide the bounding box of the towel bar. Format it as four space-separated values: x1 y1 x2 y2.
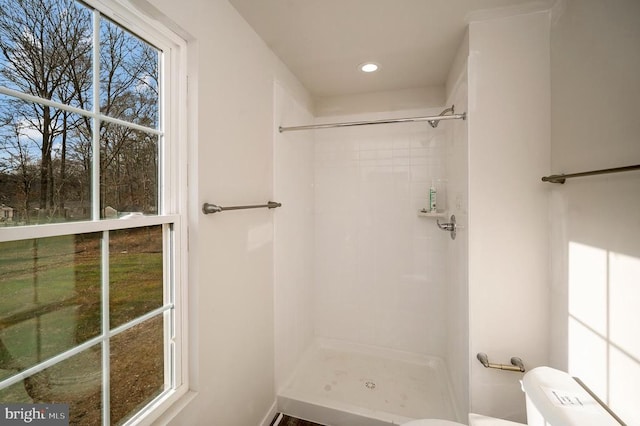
202 201 282 215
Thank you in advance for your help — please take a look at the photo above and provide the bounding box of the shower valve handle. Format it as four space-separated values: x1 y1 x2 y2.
436 220 455 231
436 215 457 240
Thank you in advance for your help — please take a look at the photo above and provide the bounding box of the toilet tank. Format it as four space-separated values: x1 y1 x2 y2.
521 367 623 426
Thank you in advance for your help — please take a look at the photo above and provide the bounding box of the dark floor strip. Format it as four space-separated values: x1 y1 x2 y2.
270 413 327 426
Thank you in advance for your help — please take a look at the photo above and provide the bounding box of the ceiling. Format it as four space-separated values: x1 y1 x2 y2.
228 0 542 98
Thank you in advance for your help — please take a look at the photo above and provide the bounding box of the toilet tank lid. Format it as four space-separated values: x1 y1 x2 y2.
522 367 622 426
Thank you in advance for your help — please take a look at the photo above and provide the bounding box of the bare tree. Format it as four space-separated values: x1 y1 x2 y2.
0 115 38 222
0 0 92 215
0 0 159 221
99 20 158 214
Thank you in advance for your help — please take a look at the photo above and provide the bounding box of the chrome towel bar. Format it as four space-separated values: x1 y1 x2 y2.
573 376 628 425
542 164 640 184
202 201 282 215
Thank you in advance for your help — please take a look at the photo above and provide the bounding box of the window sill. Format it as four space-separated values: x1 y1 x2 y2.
129 386 196 426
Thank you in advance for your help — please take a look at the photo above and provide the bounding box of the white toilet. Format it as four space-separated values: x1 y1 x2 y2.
402 366 623 426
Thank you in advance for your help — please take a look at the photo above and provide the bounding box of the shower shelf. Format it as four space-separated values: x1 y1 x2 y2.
417 209 446 218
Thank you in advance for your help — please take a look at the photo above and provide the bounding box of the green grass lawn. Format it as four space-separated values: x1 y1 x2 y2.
0 226 164 376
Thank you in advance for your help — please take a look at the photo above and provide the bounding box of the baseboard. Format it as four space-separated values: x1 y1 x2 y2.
260 399 279 426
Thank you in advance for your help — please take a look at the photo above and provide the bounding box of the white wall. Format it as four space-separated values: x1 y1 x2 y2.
549 1 640 424
467 11 551 422
444 32 470 415
314 87 445 117
143 1 313 425
312 108 450 356
273 82 315 392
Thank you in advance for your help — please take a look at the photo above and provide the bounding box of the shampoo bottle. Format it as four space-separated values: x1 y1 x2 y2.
429 181 437 212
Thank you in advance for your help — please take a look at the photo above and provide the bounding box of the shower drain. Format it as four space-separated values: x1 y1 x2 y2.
364 380 376 390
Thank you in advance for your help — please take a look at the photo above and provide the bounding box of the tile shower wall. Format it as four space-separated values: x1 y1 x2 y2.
314 108 449 357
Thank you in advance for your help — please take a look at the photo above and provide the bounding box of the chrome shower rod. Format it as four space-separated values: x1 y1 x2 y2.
279 111 466 133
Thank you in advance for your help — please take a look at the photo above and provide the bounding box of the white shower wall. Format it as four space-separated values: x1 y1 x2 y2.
313 108 450 357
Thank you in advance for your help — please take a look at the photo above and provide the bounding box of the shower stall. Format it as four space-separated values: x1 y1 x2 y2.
273 73 469 425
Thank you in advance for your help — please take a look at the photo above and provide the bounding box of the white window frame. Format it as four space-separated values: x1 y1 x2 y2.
0 0 190 424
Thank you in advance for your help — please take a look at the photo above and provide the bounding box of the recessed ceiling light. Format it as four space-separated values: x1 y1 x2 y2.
359 62 379 73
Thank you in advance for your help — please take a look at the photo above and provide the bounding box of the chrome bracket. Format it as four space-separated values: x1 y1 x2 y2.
436 214 457 240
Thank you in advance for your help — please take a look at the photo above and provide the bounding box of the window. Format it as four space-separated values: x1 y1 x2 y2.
0 0 188 424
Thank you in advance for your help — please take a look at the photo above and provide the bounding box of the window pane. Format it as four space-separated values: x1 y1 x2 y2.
100 122 158 217
0 94 93 226
109 226 163 328
0 234 102 378
110 316 164 425
0 0 94 111
100 18 159 129
0 347 103 424
1 1 176 424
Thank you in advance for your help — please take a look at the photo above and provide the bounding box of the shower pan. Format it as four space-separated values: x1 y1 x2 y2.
278 339 459 426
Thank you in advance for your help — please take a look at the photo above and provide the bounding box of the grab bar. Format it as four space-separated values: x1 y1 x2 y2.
477 352 525 372
202 201 282 215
